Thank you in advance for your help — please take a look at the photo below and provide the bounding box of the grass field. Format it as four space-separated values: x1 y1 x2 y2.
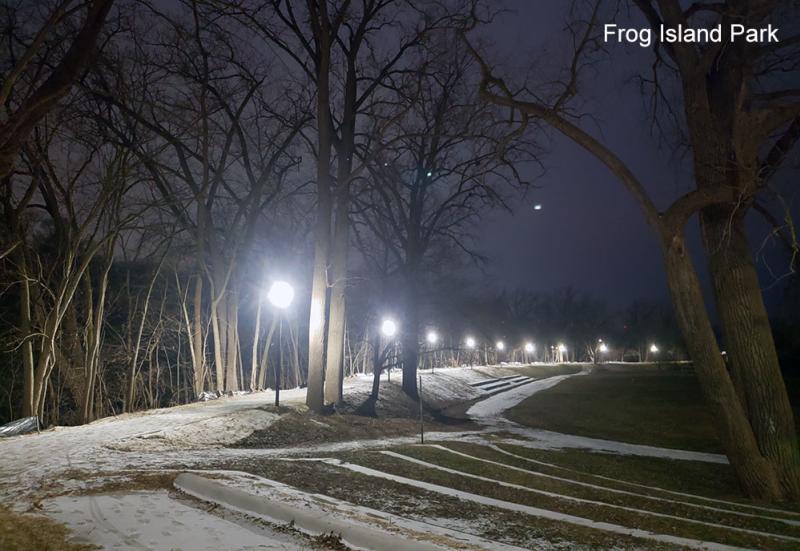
507 366 800 453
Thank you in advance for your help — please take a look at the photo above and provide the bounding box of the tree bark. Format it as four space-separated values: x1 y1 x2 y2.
401 269 420 397
192 274 205 397
701 205 800 499
306 21 334 413
224 289 239 392
662 233 783 500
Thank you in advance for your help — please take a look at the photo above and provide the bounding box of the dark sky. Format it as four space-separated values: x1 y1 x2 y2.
475 1 797 312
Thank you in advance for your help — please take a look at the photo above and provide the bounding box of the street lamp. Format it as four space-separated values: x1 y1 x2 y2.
465 336 476 348
496 341 505 351
381 318 397 337
557 343 567 362
524 342 535 353
267 281 294 407
426 330 438 373
650 343 659 354
267 281 294 310
599 343 609 353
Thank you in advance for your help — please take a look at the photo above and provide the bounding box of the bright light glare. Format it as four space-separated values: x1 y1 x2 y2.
465 336 476 349
267 281 294 309
426 171 433 177
599 343 609 353
533 203 542 210
558 343 567 353
496 341 505 351
650 344 659 353
381 319 397 337
426 331 438 344
524 342 535 353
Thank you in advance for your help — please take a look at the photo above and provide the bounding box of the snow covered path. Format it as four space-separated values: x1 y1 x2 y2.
4 363 795 550
466 371 586 420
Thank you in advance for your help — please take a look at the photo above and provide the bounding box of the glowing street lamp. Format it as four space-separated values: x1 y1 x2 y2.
650 343 659 354
381 318 398 338
524 342 535 353
558 343 567 353
267 281 294 309
465 336 476 349
599 343 609 353
496 341 505 351
426 331 438 344
266 280 294 407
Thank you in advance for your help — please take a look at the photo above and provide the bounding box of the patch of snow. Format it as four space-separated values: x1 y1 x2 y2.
176 470 529 551
502 430 730 464
43 490 304 550
466 371 587 420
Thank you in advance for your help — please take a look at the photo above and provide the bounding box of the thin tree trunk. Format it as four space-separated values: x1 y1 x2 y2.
250 297 262 391
192 273 204 396
224 289 239 392
258 316 278 391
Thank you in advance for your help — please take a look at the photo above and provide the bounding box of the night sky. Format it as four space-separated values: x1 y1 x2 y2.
475 1 796 312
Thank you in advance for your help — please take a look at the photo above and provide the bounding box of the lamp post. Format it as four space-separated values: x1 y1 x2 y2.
647 343 659 362
267 281 294 407
597 340 608 364
381 318 397 381
524 342 535 364
496 341 505 364
557 343 567 363
426 330 438 373
465 336 476 367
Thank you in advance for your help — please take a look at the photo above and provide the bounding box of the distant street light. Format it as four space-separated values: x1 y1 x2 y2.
524 342 535 353
426 331 438 344
465 336 476 349
599 343 609 353
650 343 659 354
496 341 505 351
558 343 567 353
266 280 294 408
381 318 398 338
267 281 294 309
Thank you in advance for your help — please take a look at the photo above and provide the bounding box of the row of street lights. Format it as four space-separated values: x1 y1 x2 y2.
263 283 663 377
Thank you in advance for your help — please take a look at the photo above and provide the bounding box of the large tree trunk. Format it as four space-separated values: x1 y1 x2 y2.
662 233 783 500
401 269 420 397
306 31 334 413
324 197 348 406
701 205 800 500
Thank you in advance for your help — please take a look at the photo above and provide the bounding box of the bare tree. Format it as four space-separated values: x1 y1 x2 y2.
353 39 534 395
0 0 114 179
464 0 800 501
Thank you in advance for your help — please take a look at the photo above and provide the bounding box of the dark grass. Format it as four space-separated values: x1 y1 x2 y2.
506 368 800 454
495 442 800 515
353 450 798 551
507 368 722 453
394 443 800 538
0 507 97 551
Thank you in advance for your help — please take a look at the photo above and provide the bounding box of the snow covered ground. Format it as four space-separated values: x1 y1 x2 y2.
3 363 796 550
